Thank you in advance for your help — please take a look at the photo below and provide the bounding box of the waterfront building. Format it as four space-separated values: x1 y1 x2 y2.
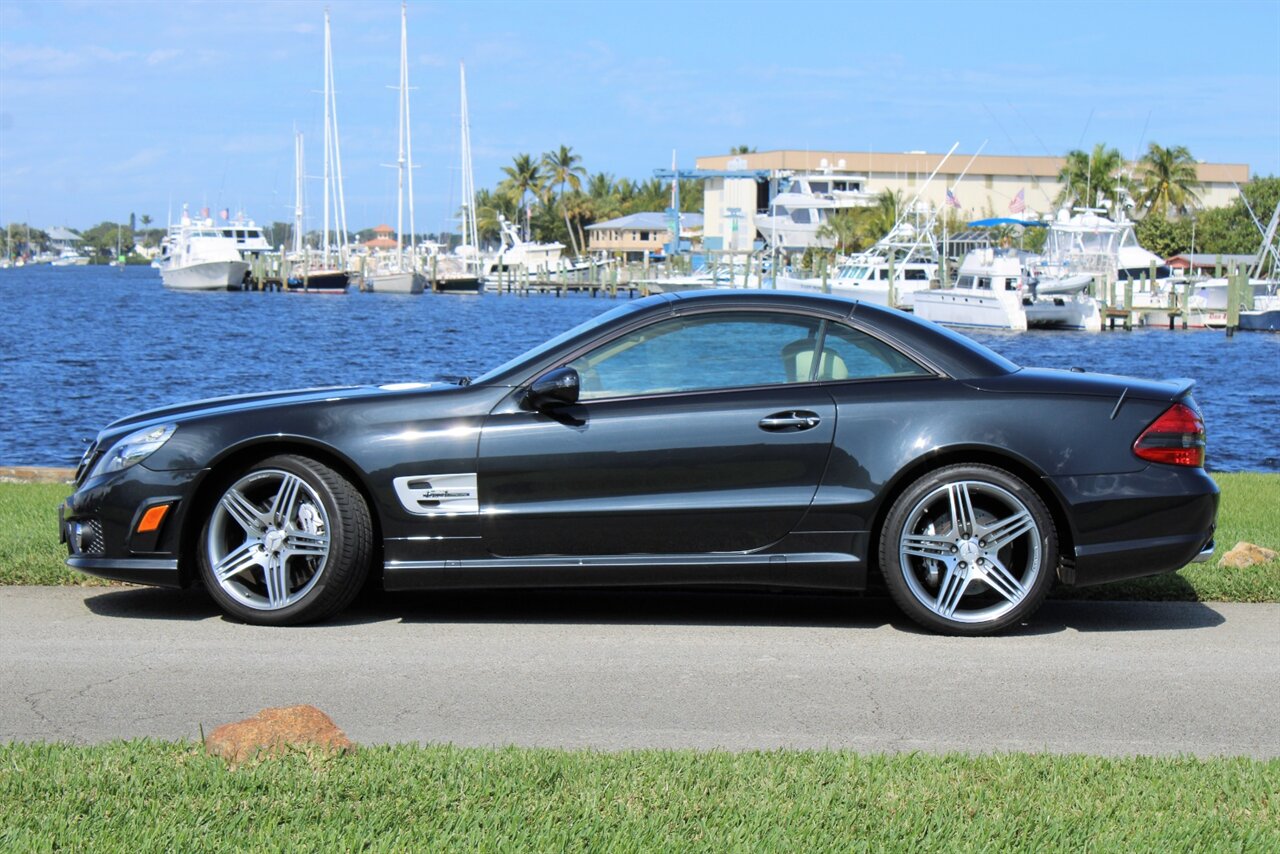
696 150 1249 252
1165 252 1257 276
586 212 704 261
46 226 85 253
363 224 398 251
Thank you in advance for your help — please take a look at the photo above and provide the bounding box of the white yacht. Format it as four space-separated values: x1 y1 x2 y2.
492 214 563 274
156 215 249 291
914 247 1101 331
50 247 90 266
1033 207 1178 325
216 217 272 259
755 170 875 252
775 218 938 308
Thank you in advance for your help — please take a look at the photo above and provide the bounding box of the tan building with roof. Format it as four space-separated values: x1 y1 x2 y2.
695 149 1248 251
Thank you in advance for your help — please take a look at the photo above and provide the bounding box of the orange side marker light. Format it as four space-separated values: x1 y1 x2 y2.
137 504 171 534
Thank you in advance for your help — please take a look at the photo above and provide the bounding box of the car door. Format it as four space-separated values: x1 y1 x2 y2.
477 310 838 556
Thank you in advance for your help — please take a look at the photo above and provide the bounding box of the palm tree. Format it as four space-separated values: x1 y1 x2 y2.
499 153 545 239
1136 143 1201 217
858 190 903 246
729 145 756 155
473 187 518 245
1056 143 1127 209
543 145 587 255
815 209 862 254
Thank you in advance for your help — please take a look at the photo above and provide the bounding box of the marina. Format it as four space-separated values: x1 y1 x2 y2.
1 264 1276 473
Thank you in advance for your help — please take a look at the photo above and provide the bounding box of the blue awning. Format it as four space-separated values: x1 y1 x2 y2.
965 218 1047 228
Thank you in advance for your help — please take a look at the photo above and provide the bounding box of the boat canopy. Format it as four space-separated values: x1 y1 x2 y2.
966 218 1047 228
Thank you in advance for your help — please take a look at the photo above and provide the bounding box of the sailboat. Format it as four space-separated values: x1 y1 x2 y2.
431 61 484 293
365 2 425 294
287 8 350 294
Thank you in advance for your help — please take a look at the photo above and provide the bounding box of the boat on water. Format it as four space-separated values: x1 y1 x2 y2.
755 167 876 252
364 3 425 296
284 9 352 296
1032 207 1188 325
156 215 250 291
50 246 90 266
429 61 484 295
491 213 563 276
775 217 939 308
914 246 1102 331
1239 290 1280 332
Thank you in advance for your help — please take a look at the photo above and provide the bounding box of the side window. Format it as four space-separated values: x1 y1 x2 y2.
816 323 931 381
568 312 822 400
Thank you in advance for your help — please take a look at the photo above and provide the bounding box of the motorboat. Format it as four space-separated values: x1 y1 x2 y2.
914 246 1101 331
50 246 90 266
755 169 875 252
1034 207 1179 325
492 214 563 274
156 214 249 291
775 218 938 308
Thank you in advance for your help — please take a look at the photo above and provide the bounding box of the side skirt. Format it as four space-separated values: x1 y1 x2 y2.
383 552 864 592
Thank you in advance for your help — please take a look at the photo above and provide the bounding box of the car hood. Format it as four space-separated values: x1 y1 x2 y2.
101 382 451 435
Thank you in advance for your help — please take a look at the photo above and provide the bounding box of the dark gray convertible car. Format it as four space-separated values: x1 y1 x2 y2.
61 290 1218 634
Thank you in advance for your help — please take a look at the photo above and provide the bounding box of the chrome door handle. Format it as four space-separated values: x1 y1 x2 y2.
759 411 821 431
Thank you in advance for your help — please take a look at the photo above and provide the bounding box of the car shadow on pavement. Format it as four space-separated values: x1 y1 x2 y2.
1019 599 1226 634
82 585 1227 634
83 586 222 621
347 588 909 630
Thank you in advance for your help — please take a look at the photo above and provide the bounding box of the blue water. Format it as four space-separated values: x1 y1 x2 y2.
1 265 1277 472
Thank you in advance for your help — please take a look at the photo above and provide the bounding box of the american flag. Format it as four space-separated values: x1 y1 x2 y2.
219 208 229 221
945 189 961 209
1008 188 1026 214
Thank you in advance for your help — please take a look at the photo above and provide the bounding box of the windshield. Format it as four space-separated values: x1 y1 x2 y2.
471 299 656 385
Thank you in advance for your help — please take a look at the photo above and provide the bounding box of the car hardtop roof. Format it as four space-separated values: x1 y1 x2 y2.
660 289 1019 379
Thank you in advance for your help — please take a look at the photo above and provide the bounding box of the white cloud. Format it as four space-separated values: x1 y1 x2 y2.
146 48 180 66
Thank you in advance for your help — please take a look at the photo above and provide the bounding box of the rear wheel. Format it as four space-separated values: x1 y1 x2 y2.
879 464 1057 635
197 454 372 626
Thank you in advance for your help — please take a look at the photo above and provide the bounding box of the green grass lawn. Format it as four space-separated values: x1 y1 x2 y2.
2 473 1277 600
0 742 1275 851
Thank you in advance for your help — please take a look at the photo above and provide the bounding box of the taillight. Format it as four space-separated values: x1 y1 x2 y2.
1133 402 1206 467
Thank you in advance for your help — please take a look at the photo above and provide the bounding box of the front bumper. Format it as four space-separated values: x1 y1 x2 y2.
60 464 206 588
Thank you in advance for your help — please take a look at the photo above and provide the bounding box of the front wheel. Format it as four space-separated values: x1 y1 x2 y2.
879 464 1057 636
197 454 372 626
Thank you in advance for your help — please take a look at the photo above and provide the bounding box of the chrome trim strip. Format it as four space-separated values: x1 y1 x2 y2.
385 552 855 571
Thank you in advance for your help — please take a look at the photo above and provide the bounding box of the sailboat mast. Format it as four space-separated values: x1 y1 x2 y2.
403 2 416 262
459 61 478 269
293 131 305 255
328 13 348 262
395 2 406 262
322 9 332 263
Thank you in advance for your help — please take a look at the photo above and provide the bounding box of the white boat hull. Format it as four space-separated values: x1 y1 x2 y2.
161 260 249 291
915 289 1101 331
365 270 424 294
775 275 929 308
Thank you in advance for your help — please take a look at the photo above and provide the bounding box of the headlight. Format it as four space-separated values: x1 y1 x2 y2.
88 424 177 479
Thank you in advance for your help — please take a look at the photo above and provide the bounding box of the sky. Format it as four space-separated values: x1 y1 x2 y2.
1 0 1277 235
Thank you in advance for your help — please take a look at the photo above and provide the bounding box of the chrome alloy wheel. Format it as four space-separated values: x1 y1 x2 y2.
206 469 332 611
897 480 1043 624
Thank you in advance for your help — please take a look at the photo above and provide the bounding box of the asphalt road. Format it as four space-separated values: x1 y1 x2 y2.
3 586 1278 757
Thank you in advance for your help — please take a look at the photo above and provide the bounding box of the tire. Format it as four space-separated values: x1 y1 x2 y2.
878 464 1057 636
197 454 372 626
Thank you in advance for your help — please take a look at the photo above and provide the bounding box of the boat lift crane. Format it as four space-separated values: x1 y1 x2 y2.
652 163 770 256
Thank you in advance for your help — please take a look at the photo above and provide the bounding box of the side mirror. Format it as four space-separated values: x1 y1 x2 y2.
525 366 580 409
